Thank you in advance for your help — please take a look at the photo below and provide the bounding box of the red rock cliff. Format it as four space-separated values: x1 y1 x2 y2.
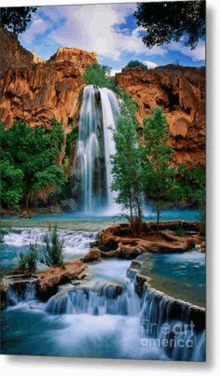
0 33 97 129
116 66 205 167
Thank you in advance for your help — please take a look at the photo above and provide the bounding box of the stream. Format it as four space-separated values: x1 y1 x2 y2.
0 228 205 361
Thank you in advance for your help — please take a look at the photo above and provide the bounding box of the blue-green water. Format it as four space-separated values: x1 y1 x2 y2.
143 251 206 291
3 208 202 223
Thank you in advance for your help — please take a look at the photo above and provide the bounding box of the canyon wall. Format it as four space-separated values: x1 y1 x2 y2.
116 66 205 167
0 28 97 129
0 28 34 76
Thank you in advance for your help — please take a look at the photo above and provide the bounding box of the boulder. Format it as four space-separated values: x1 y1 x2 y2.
37 260 86 301
81 248 101 263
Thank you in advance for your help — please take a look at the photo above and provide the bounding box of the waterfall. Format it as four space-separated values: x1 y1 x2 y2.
6 281 36 306
45 279 138 317
73 85 119 214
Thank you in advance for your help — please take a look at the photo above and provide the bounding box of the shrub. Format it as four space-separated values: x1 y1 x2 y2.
174 227 188 237
66 127 79 155
125 60 148 70
18 243 38 273
42 225 65 267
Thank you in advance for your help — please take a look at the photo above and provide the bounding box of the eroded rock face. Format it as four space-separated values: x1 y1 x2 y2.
0 36 97 129
0 28 34 76
116 66 205 167
49 47 97 71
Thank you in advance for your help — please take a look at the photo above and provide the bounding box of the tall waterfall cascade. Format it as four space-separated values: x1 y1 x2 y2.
73 85 119 214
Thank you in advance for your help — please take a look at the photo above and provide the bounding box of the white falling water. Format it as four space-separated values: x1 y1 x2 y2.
74 85 119 214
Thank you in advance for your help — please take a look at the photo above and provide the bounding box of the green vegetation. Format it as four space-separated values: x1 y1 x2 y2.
125 60 147 70
66 127 79 156
0 7 37 34
174 227 188 237
111 102 143 236
176 164 206 234
134 1 205 50
0 120 65 210
114 87 139 124
41 225 65 267
139 107 179 235
82 63 115 90
18 243 38 273
177 164 206 208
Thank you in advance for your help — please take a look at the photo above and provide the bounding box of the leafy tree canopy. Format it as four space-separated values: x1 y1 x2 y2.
0 7 37 34
134 1 205 50
125 60 148 70
82 63 115 90
111 102 143 236
0 120 65 209
176 164 206 209
139 107 179 233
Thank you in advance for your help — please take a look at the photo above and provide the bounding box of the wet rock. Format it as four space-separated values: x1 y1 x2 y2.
1 274 37 308
81 248 101 263
98 222 202 259
37 260 86 301
0 279 7 310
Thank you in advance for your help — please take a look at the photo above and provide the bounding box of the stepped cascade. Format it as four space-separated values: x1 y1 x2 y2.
2 229 205 361
73 85 119 213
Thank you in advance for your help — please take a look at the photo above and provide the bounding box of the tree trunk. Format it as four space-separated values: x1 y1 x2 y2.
25 195 29 210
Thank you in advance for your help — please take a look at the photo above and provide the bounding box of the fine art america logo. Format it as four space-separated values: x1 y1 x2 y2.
140 319 197 349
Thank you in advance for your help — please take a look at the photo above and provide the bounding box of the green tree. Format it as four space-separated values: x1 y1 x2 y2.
0 7 37 34
139 107 178 236
82 63 115 90
0 159 24 209
125 60 148 70
0 120 65 209
111 103 143 236
114 87 139 125
134 1 205 50
176 164 206 208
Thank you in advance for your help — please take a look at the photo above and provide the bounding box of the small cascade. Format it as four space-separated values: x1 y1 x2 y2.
45 280 136 317
4 229 97 262
6 279 36 306
73 85 119 213
138 282 206 361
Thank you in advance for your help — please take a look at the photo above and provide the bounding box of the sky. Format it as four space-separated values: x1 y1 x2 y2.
18 3 206 74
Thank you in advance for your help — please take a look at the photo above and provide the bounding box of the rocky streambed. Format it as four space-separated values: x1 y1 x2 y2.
0 223 206 360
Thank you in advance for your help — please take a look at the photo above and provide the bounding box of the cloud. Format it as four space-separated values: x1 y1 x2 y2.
20 4 205 66
110 69 122 76
21 4 165 61
143 60 159 69
168 40 206 62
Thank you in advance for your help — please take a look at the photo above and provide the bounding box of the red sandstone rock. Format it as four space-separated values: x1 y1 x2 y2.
99 222 203 258
0 34 97 129
0 28 33 75
37 260 86 299
81 248 101 263
116 66 205 167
